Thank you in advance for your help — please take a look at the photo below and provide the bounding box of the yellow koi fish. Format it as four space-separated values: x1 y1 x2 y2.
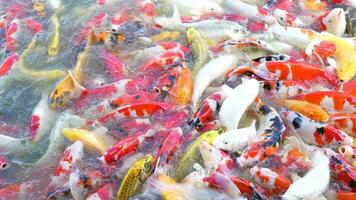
33 0 46 17
186 28 209 77
48 11 61 56
116 154 154 200
281 99 329 122
320 32 356 81
49 33 93 110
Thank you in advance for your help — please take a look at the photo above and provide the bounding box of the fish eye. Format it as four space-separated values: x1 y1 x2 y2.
340 147 345 153
352 155 356 159
279 17 284 21
1 163 7 169
211 8 214 11
328 20 332 24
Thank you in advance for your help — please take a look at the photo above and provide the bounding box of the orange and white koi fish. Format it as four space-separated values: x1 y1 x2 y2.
296 91 356 114
168 67 193 105
337 80 356 96
328 114 356 137
280 99 329 122
250 166 291 195
260 80 310 99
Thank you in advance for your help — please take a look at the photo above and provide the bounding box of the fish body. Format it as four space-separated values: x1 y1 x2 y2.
260 80 310 99
62 128 111 154
297 91 356 114
48 12 61 56
155 127 183 167
116 154 154 200
169 67 193 105
283 111 353 147
0 53 18 77
192 54 237 109
328 113 356 136
250 166 291 195
281 99 329 122
320 32 356 81
282 150 330 200
29 93 57 142
337 80 356 96
224 66 276 82
198 141 234 172
219 79 259 131
173 129 219 181
53 141 84 177
186 27 209 77
213 120 256 153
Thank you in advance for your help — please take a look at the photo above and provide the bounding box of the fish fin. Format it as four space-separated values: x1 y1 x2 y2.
172 5 182 24
68 70 85 98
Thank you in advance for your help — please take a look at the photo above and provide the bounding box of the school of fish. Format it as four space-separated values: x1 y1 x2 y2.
0 0 355 199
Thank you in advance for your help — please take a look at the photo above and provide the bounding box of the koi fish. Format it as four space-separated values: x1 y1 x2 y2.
33 0 46 17
274 8 305 27
48 11 61 57
116 154 154 200
53 141 84 177
254 61 337 85
305 40 336 63
190 90 228 130
337 80 356 96
102 129 155 164
250 166 291 195
97 102 173 125
173 129 220 181
49 34 93 110
283 110 353 147
260 80 310 100
62 127 112 154
215 38 277 55
198 141 234 172
202 172 245 199
173 0 223 16
328 114 356 137
29 93 57 142
155 127 183 168
279 99 329 122
213 120 257 153
224 0 274 24
236 141 278 168
192 54 237 109
139 51 184 73
282 150 330 200
99 49 125 81
219 79 259 131
0 156 9 171
318 8 347 37
74 12 107 45
186 27 209 77
224 66 276 82
319 32 356 81
339 146 356 166
0 53 18 77
168 67 193 105
296 91 356 114
155 6 248 41
5 20 18 52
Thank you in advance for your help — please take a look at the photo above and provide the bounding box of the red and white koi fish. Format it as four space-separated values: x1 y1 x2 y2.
339 146 356 165
97 102 173 125
229 175 266 199
236 141 278 168
337 80 356 96
254 61 337 85
282 150 330 200
29 93 57 142
322 148 356 192
190 91 228 130
74 12 107 45
139 51 185 74
198 141 234 173
99 49 125 81
296 91 356 114
274 9 305 27
5 20 18 52
224 0 274 24
155 127 183 168
202 172 245 199
0 53 18 77
283 110 353 147
154 66 182 94
316 8 347 37
224 66 276 82
53 141 84 177
102 129 155 164
250 166 291 195
305 40 336 64
138 0 156 18
260 80 309 99
328 114 356 137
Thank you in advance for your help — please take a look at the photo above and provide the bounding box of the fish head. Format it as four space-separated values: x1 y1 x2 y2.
49 86 72 110
212 134 234 152
143 154 154 175
229 26 249 40
0 156 9 170
274 9 289 26
33 2 46 17
198 141 221 169
339 146 356 161
322 8 346 36
169 67 193 105
201 2 223 15
185 28 199 44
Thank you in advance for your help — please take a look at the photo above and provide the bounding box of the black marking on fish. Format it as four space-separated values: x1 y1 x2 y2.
263 82 273 91
292 117 303 129
263 115 286 147
316 127 325 135
259 105 272 115
276 80 282 91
